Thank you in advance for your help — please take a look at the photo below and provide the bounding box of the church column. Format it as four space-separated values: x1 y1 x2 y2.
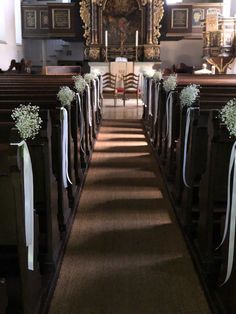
91 0 98 44
147 0 153 44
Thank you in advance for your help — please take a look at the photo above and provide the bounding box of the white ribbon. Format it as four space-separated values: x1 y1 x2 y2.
76 93 85 154
10 140 34 271
217 141 236 285
61 107 72 188
143 77 148 107
92 79 97 112
165 91 174 148
182 108 192 188
85 83 92 127
99 75 103 105
96 77 101 110
154 83 160 125
148 79 153 116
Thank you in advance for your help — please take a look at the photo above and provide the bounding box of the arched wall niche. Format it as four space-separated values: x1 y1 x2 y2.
80 0 164 61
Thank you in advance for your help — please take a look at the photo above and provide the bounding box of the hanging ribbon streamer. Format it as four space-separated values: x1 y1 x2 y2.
61 107 72 188
165 91 173 149
96 77 101 110
85 83 92 127
148 78 153 116
92 79 97 112
143 77 148 107
154 83 160 125
99 75 103 108
76 93 85 154
182 108 192 188
10 140 34 271
216 141 236 285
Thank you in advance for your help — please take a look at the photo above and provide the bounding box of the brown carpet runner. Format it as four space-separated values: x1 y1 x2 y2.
49 117 211 314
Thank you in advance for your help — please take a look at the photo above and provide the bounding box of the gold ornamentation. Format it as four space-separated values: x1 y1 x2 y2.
89 47 100 60
207 56 234 74
144 45 160 60
153 0 164 43
141 0 148 5
80 0 91 46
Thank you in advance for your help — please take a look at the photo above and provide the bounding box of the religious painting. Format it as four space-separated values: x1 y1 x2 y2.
210 31 221 47
52 8 70 29
24 10 37 29
102 0 141 46
40 10 49 29
171 8 188 29
192 8 204 28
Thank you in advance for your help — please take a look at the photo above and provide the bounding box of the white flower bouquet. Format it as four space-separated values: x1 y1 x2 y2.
73 75 86 93
57 86 75 107
11 104 42 140
84 73 96 84
163 74 177 93
180 84 200 108
220 98 236 137
153 70 163 82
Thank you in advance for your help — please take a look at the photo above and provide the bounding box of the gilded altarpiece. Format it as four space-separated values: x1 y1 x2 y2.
80 0 164 61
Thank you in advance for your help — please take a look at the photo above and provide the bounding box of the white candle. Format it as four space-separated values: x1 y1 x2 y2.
105 30 108 47
135 30 138 47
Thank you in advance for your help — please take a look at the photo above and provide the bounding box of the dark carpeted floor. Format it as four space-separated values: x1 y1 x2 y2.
49 114 211 314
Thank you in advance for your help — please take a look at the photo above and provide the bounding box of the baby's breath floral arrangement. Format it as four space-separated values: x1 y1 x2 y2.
153 70 163 82
11 104 42 140
220 98 236 137
144 71 155 78
163 74 177 93
73 75 86 93
84 73 96 84
180 84 200 108
57 86 75 107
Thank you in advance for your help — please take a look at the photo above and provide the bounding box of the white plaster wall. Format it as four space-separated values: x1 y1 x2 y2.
160 39 203 70
24 39 84 66
0 1 23 71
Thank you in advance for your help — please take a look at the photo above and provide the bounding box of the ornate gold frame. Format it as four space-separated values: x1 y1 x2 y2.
80 0 164 61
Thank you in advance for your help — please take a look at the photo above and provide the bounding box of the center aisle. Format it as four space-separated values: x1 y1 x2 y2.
49 103 211 314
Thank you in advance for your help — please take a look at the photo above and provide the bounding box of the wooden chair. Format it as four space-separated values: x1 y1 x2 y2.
123 73 140 106
102 72 117 106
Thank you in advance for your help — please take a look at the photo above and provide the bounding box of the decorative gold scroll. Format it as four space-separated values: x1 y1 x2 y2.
80 0 91 45
153 0 164 43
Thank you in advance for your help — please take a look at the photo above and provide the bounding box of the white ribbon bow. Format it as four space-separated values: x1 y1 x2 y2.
165 91 174 148
61 107 72 188
10 140 34 271
85 83 92 127
217 141 236 285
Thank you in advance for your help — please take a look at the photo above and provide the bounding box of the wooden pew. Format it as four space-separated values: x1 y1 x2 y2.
0 73 102 313
0 134 42 314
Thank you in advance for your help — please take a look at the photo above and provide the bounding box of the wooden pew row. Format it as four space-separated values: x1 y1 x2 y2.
0 77 101 313
0 130 42 314
143 75 236 314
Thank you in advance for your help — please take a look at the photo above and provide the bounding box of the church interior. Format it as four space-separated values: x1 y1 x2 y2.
1 0 236 313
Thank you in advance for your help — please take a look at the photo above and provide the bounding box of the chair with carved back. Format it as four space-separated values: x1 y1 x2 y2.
123 73 140 106
102 72 117 106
